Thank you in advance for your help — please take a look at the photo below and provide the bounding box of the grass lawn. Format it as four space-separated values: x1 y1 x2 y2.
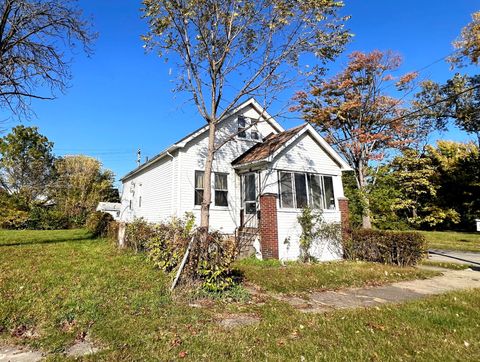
420 260 471 270
234 258 437 294
421 230 480 252
1 229 479 361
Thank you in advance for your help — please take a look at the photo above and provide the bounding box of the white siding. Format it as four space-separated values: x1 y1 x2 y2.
175 106 278 233
120 156 174 223
121 104 279 233
263 132 345 261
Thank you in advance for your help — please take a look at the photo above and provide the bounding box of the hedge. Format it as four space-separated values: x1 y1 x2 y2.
344 229 427 266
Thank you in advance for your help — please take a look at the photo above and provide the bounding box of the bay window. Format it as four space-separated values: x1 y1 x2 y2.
279 171 336 210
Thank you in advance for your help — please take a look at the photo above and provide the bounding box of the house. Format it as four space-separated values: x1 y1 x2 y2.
119 98 351 261
96 202 121 221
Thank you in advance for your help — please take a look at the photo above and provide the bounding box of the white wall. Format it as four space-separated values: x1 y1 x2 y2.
121 103 279 233
120 155 174 223
176 105 279 233
264 131 345 261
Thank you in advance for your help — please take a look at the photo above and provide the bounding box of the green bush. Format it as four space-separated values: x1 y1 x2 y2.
124 214 236 292
26 207 70 230
344 229 426 266
86 211 115 238
0 208 29 229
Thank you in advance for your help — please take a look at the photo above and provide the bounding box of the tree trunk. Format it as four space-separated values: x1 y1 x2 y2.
200 122 217 232
357 163 372 229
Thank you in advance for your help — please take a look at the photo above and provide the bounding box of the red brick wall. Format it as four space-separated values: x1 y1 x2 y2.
259 193 279 259
338 197 350 240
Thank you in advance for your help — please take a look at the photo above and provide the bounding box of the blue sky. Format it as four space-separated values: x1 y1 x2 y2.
1 0 478 185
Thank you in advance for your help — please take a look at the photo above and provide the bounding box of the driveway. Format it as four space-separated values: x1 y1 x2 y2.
428 249 480 267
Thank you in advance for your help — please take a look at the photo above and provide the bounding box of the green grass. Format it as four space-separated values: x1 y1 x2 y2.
420 260 471 270
421 230 480 252
234 258 437 294
1 229 479 361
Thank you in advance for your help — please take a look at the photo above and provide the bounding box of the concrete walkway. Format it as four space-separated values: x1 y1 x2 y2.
428 249 480 267
277 268 480 313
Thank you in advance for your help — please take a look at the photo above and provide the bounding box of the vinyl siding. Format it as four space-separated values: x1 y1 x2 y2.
266 132 345 261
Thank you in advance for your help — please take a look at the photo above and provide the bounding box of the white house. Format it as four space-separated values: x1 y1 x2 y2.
119 98 351 261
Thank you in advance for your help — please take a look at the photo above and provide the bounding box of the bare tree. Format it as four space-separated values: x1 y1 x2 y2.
0 0 96 117
142 0 351 235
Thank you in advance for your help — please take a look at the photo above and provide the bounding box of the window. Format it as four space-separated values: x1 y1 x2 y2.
138 196 142 208
323 176 335 209
279 172 294 208
244 173 257 214
238 116 247 138
294 173 308 208
279 171 336 210
308 174 323 209
194 170 204 206
251 130 260 140
129 200 132 210
214 173 228 207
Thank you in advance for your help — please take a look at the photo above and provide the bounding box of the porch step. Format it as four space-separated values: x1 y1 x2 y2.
236 227 259 259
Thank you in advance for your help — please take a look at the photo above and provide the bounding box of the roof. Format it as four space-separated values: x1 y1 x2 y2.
231 124 306 166
232 123 352 171
120 98 284 182
96 202 121 211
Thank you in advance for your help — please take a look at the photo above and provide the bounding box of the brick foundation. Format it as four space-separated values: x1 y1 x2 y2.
338 197 350 240
259 193 279 259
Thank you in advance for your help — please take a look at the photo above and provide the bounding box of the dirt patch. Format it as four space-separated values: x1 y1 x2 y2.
216 313 261 329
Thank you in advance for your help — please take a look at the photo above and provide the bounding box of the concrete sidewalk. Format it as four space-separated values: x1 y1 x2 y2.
277 268 480 313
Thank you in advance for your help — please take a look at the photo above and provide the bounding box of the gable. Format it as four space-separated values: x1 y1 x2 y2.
272 132 344 175
120 98 283 182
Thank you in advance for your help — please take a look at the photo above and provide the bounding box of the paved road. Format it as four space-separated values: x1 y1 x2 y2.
428 249 480 267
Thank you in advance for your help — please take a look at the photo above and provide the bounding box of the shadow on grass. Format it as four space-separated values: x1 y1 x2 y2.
0 235 94 248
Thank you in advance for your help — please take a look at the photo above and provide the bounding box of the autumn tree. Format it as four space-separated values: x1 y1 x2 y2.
449 11 480 67
0 125 56 206
414 74 480 146
296 50 420 228
0 0 95 117
52 155 116 226
142 0 350 234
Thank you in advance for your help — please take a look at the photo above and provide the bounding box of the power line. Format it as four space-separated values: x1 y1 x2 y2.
330 82 480 146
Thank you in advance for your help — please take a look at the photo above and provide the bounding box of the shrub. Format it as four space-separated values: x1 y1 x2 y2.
344 229 426 266
0 208 29 229
26 207 70 230
86 211 115 238
124 214 237 292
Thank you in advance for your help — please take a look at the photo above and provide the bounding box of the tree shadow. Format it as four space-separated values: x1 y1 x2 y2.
0 235 94 248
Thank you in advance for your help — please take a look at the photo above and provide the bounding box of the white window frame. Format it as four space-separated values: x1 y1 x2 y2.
236 116 262 142
214 172 229 207
278 170 336 210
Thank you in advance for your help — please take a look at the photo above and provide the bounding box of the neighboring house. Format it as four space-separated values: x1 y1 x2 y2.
119 98 351 261
96 202 121 221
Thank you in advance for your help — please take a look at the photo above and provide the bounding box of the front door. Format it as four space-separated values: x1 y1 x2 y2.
241 172 259 228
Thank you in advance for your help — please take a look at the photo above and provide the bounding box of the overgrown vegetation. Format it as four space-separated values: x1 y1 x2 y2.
2 230 476 361
297 207 342 262
124 215 237 292
0 126 118 230
344 229 427 266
